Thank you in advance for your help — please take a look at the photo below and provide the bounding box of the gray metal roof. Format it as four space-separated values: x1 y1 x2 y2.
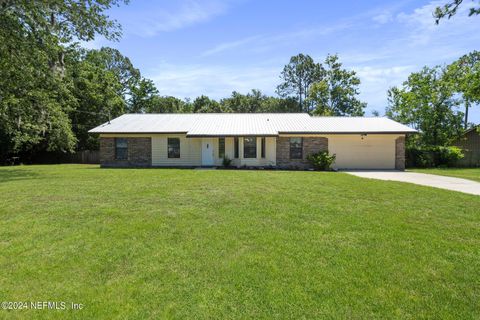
89 113 416 135
299 116 418 133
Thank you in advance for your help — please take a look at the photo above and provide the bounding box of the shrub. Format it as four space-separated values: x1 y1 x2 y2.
307 151 336 171
222 156 232 167
434 146 464 167
406 145 464 168
406 147 435 168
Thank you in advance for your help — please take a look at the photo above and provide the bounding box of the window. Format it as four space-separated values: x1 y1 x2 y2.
234 137 239 158
290 137 303 159
115 138 128 160
244 137 257 158
218 137 225 158
261 137 266 158
168 138 180 158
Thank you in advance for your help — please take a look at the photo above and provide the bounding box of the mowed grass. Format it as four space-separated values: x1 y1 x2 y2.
0 165 479 319
410 168 480 183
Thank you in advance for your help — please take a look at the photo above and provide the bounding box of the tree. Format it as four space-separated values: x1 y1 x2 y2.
193 95 225 113
0 0 127 75
276 54 324 112
68 49 125 150
445 51 480 128
145 96 188 113
85 47 140 97
0 0 128 161
0 1 126 39
257 96 299 113
386 66 463 147
129 78 159 113
219 90 299 113
308 54 366 116
220 90 264 113
79 47 160 115
434 0 480 23
0 13 79 160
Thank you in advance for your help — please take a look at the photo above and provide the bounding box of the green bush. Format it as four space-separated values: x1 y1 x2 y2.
222 156 232 167
307 151 336 171
434 146 464 167
406 147 435 168
406 145 464 168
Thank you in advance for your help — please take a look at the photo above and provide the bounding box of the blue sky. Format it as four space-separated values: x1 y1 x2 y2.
87 0 480 123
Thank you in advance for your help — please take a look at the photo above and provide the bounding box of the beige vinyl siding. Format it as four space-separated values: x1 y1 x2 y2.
231 138 241 167
101 134 276 167
152 134 201 166
101 133 401 169
226 138 235 163
235 137 276 167
213 137 235 166
212 137 276 166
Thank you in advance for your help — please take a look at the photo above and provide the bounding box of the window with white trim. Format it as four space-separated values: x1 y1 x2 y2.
168 138 180 158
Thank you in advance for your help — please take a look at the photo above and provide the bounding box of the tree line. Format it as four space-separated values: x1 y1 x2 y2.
0 1 368 161
0 0 478 164
386 51 480 166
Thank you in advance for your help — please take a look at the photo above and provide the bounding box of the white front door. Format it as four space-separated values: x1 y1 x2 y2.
201 138 215 166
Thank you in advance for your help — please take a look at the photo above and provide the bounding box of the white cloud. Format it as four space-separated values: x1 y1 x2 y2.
201 21 354 56
356 65 413 82
202 35 264 57
372 12 393 24
147 62 279 99
396 0 480 45
132 0 480 121
122 0 230 37
354 65 415 115
350 0 480 116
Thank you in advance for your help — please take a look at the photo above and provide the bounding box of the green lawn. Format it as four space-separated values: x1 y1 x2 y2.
409 168 480 183
0 165 479 319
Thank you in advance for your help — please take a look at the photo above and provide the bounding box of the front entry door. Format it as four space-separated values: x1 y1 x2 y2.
201 138 215 166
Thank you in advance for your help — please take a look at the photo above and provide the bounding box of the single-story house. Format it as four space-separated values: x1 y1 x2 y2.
454 126 480 167
89 113 416 170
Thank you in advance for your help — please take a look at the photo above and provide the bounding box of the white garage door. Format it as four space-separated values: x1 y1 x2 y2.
328 135 397 169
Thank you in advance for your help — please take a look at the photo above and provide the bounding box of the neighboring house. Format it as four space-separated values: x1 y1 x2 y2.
454 126 480 167
89 113 416 170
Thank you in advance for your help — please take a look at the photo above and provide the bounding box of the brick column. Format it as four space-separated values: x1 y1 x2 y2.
395 136 405 170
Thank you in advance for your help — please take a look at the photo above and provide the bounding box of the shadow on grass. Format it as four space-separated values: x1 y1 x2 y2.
0 167 40 184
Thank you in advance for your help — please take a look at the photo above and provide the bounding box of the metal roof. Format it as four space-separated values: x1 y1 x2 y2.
294 116 418 134
89 113 416 135
187 113 313 136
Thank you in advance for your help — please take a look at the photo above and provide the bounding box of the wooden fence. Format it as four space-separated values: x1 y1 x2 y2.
65 150 99 164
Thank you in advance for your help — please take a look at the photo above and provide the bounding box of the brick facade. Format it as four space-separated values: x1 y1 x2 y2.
276 137 328 169
100 137 151 167
395 136 405 170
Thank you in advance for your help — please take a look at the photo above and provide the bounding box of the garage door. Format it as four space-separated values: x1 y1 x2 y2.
328 135 397 169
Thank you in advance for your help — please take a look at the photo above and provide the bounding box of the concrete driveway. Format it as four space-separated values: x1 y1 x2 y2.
344 171 480 196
